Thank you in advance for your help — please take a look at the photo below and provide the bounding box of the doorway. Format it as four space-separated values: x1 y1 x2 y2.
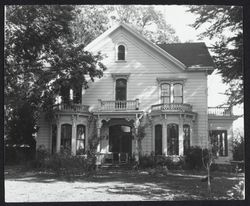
109 125 132 163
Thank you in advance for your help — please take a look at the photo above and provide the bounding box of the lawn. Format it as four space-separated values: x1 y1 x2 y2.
4 165 244 202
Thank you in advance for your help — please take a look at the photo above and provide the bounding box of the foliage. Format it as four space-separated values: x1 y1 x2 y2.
33 145 50 168
138 153 185 170
227 180 245 200
232 135 244 161
5 5 106 146
187 5 243 106
71 5 179 45
184 146 208 170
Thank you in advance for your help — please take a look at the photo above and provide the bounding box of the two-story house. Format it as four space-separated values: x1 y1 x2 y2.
37 23 238 164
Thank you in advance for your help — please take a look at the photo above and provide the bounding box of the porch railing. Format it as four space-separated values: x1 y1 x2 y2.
208 107 232 116
54 103 90 113
151 103 193 112
98 99 139 111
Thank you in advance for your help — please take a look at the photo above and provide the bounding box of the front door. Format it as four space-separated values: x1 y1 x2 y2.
109 125 132 163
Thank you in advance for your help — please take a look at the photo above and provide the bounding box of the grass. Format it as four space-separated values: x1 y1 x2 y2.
4 165 244 202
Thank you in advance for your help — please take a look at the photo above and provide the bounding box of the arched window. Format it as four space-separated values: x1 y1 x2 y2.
183 124 190 155
167 123 179 155
116 78 127 101
155 124 162 155
61 124 72 150
76 125 86 155
161 83 170 104
173 83 183 103
117 45 125 60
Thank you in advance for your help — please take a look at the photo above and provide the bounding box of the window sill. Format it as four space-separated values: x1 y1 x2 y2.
115 60 127 63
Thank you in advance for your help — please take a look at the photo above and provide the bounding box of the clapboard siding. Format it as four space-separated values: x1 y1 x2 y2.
83 26 209 149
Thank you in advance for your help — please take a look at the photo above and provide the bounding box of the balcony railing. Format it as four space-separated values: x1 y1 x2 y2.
54 103 90 113
151 103 193 112
208 107 232 116
98 99 139 111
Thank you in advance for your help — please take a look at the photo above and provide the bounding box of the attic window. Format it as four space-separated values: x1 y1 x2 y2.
117 45 125 60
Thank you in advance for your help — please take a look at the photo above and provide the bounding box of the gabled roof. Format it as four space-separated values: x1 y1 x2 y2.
85 23 215 74
157 43 215 74
85 23 187 70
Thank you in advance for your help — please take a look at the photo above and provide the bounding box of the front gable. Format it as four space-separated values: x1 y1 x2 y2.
85 23 186 74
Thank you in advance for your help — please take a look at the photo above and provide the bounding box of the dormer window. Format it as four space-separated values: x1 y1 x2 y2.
117 45 125 60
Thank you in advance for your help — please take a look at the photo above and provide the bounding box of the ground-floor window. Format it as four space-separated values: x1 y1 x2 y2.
183 124 190 155
76 125 86 155
167 123 179 155
155 124 162 155
210 130 228 156
51 124 57 154
61 124 72 150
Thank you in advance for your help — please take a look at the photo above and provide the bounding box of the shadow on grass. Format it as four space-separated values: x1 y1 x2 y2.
5 165 242 200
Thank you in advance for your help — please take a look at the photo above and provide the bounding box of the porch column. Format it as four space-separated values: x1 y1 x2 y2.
97 118 103 152
162 121 167 155
56 122 61 153
71 115 77 155
179 115 184 156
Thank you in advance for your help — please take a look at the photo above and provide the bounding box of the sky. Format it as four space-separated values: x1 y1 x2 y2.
154 5 243 130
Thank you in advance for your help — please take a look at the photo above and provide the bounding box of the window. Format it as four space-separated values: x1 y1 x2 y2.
116 78 127 101
210 130 228 156
167 124 179 155
61 124 72 150
160 82 183 104
183 124 190 155
161 83 170 104
73 85 82 104
155 124 163 155
173 83 183 103
76 125 86 155
117 45 125 60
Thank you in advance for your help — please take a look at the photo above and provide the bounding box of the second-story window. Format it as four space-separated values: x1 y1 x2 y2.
161 83 170 103
116 78 127 101
117 45 125 60
173 83 183 103
160 82 183 104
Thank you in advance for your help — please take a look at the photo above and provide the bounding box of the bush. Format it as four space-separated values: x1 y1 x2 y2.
32 145 50 168
232 136 244 161
43 148 96 177
184 146 208 170
138 154 185 170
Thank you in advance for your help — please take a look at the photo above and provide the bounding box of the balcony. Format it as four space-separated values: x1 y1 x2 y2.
151 103 193 113
208 107 232 116
98 99 139 111
54 103 90 113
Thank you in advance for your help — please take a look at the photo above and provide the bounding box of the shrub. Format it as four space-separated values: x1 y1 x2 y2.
232 136 244 161
33 145 50 168
184 146 208 170
138 154 185 170
43 149 96 177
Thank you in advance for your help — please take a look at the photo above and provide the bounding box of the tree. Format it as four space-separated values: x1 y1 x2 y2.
71 5 179 45
187 5 243 106
4 5 106 147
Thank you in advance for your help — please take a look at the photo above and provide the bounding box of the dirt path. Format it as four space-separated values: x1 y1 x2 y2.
4 167 243 202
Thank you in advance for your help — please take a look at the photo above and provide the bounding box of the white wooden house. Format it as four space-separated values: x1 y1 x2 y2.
37 23 238 164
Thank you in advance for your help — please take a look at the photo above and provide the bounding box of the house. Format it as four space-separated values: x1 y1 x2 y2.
37 23 238 164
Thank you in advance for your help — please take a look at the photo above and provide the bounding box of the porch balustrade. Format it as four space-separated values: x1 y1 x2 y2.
98 99 139 111
151 103 193 112
54 103 90 113
208 107 232 116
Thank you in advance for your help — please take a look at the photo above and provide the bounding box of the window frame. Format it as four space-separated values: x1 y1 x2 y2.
76 124 86 155
116 43 127 62
61 124 72 150
155 124 163 155
159 81 184 104
183 124 190 155
210 130 228 157
167 123 179 155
